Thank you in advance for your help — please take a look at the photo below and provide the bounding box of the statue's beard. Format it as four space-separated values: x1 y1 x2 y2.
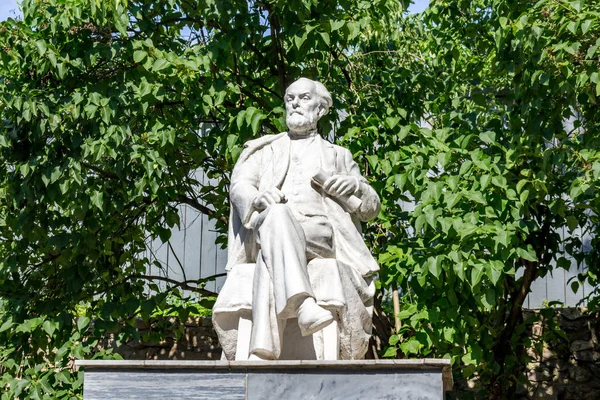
286 112 317 133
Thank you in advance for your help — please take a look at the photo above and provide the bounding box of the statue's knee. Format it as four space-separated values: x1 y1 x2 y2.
259 203 295 231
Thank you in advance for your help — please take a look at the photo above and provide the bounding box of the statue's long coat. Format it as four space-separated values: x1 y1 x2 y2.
212 132 381 360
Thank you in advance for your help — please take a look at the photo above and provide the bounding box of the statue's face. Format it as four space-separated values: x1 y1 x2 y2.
284 79 323 133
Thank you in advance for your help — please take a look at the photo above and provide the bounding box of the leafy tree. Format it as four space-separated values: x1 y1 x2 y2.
359 0 600 398
1 0 599 399
0 0 404 398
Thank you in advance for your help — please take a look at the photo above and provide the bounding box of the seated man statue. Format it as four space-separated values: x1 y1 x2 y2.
213 78 380 361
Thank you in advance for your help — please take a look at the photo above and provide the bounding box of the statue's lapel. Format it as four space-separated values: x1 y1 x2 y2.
318 136 336 173
271 133 290 189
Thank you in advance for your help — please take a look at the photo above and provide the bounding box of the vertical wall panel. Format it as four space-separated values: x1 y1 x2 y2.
166 205 187 283
144 165 227 294
215 246 228 293
149 237 169 291
545 262 567 306
582 230 594 304
182 204 203 283
564 227 585 307
528 274 547 309
199 214 218 293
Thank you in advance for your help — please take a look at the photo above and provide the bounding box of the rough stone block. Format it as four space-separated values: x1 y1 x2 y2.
574 350 600 362
571 340 594 352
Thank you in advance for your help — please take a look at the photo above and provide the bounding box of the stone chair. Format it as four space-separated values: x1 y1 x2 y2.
212 258 345 361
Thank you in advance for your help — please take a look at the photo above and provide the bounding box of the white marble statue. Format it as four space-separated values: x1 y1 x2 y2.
212 78 380 361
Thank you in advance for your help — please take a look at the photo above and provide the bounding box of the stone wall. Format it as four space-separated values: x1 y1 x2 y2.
522 308 600 399
103 317 222 361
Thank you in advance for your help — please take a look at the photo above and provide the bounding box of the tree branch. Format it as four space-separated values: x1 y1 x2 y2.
176 195 227 225
133 274 221 297
81 162 120 180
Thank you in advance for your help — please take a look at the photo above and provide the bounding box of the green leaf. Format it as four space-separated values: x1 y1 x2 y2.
582 19 593 34
245 106 257 125
394 173 407 190
471 263 484 287
347 22 360 40
226 134 238 152
152 59 169 71
397 308 416 320
366 155 378 170
35 39 47 56
495 229 509 248
427 256 442 279
480 174 491 190
570 182 584 200
16 318 43 333
400 338 421 355
139 81 152 97
479 131 496 144
250 112 263 135
0 134 9 147
566 215 578 232
557 257 571 270
77 316 90 332
294 33 307 50
486 262 502 285
383 347 397 358
519 189 529 204
114 12 129 35
133 50 146 63
453 262 465 281
236 110 246 130
42 320 57 337
571 280 579 294
330 20 345 31
0 317 13 332
491 176 507 189
57 62 66 79
90 191 104 210
516 179 527 193
443 326 455 342
516 246 537 262
55 370 71 384
459 160 472 176
158 227 172 242
386 116 401 129
399 125 411 141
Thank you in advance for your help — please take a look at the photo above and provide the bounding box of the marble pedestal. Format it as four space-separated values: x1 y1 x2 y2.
76 359 453 400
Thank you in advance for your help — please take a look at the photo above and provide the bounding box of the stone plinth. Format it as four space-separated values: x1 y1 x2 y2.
76 359 453 400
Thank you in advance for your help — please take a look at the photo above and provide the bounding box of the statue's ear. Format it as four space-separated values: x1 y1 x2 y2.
318 104 328 118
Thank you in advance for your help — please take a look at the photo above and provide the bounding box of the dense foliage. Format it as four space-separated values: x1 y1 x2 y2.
0 0 598 398
0 0 404 398
367 1 600 398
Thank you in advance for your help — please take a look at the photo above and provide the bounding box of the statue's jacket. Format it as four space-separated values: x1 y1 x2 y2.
213 132 381 360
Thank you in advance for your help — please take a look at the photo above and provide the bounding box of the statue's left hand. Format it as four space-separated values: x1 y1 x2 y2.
323 175 359 197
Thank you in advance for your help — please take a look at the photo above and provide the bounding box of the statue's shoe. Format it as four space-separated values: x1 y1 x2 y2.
297 298 334 337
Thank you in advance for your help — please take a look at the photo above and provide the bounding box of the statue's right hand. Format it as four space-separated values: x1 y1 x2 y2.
252 188 286 211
